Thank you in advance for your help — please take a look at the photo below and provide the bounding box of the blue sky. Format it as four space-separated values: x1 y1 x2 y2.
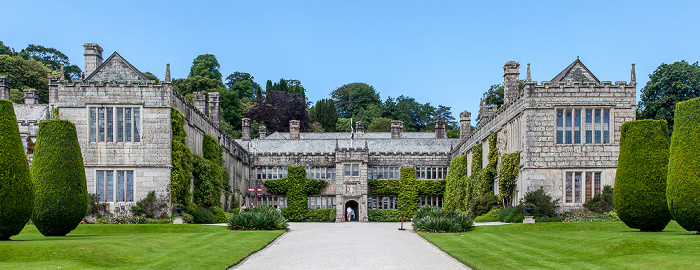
2 1 699 122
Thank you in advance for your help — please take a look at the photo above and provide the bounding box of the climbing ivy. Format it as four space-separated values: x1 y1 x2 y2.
498 151 520 206
398 167 418 218
368 179 445 196
444 133 500 212
263 166 327 221
444 154 468 211
170 109 193 209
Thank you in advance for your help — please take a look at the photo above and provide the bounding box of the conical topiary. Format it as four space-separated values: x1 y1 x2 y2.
31 119 87 236
0 100 34 240
667 97 700 233
614 119 671 231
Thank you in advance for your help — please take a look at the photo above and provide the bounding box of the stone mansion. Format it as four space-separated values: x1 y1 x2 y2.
3 43 636 221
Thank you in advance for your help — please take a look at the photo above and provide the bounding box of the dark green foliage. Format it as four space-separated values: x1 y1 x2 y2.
413 206 474 233
170 109 193 209
188 54 222 81
469 194 500 218
584 186 614 214
474 207 501 222
367 209 402 222
639 61 700 135
304 209 335 222
499 151 520 206
263 166 328 222
615 120 672 231
31 120 87 236
504 204 524 223
190 207 217 224
215 88 243 130
0 100 33 240
367 117 392 132
521 187 560 219
172 76 226 96
130 191 168 219
444 154 468 211
311 98 338 132
85 193 109 219
498 206 516 222
210 206 227 223
0 55 50 103
667 97 700 232
22 44 82 81
398 167 418 218
192 154 222 208
367 179 445 196
228 205 288 230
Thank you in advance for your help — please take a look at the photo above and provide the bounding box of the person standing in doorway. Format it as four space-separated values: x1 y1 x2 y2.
346 206 354 221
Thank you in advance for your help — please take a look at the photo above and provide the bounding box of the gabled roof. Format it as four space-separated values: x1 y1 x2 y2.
85 52 150 82
551 59 600 83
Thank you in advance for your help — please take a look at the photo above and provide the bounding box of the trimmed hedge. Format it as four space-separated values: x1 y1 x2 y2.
667 97 700 232
31 120 87 236
614 120 672 231
0 100 34 240
367 209 403 222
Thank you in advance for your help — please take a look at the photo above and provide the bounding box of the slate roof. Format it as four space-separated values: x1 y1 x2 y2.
263 132 438 140
237 136 458 154
85 52 151 82
551 59 600 83
13 104 49 122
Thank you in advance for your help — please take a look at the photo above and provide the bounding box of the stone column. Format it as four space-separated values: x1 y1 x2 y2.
503 61 520 105
0 76 10 101
391 120 403 139
435 120 446 139
241 118 251 141
290 120 300 140
83 43 103 79
207 92 220 127
23 89 39 104
259 126 267 139
460 111 472 140
193 91 207 116
355 121 364 133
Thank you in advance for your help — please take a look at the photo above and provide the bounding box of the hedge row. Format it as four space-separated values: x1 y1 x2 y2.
367 209 402 222
667 97 700 232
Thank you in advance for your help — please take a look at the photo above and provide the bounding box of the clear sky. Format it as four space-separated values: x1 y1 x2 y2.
2 0 699 122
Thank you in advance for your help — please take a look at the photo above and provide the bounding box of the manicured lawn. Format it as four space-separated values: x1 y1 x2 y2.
0 224 284 269
419 221 700 270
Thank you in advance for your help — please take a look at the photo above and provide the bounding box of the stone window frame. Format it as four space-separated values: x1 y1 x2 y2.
368 196 397 210
88 105 142 144
255 195 287 209
415 166 448 180
307 195 336 209
555 107 612 145
95 169 135 203
563 170 603 205
417 195 443 208
343 163 360 178
368 167 400 180
306 167 336 180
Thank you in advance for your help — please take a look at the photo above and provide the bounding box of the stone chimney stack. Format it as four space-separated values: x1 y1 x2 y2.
207 92 220 127
0 76 10 101
503 61 520 105
193 91 208 115
23 89 39 104
355 121 365 133
290 120 300 140
435 120 446 139
259 126 267 139
391 120 403 139
242 118 251 141
460 111 472 140
83 43 103 79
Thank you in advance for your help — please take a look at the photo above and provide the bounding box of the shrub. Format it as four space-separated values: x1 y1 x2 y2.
584 185 614 214
667 97 700 233
305 209 335 222
228 205 288 230
413 205 473 233
562 209 610 222
368 209 402 222
31 120 87 236
504 204 524 223
469 194 500 218
605 210 620 221
86 193 109 219
498 206 516 222
190 207 217 224
521 187 559 218
614 120 672 231
130 191 169 219
192 155 222 208
0 100 34 240
210 206 227 223
96 216 147 224
474 206 501 222
146 219 173 224
182 213 193 224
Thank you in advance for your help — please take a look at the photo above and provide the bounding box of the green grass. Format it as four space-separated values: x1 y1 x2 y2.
419 221 700 270
0 224 284 269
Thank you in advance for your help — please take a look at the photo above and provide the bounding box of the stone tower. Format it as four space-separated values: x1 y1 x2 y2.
83 43 103 78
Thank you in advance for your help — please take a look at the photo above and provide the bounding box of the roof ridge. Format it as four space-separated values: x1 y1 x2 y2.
84 51 150 82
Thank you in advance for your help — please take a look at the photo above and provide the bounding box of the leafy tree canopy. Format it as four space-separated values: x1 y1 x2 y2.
188 54 222 81
331 82 380 118
173 76 225 96
638 61 700 135
0 55 52 103
247 91 312 133
213 88 242 130
367 117 392 132
266 78 306 100
20 44 82 81
0 41 17 56
225 72 260 100
310 98 338 132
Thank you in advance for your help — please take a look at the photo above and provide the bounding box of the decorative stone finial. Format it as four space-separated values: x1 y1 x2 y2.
165 63 171 82
631 62 636 84
526 63 532 82
60 62 65 80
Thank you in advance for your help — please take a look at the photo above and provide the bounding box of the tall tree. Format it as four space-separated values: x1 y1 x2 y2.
225 72 260 99
638 61 700 135
20 44 82 81
311 98 338 132
0 41 17 56
172 76 225 96
0 55 51 103
247 91 312 133
331 83 379 118
188 54 222 81
213 88 242 130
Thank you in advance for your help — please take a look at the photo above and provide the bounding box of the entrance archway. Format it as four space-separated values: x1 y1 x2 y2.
344 200 359 222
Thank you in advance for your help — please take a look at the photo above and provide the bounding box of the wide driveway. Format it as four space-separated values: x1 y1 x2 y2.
232 222 469 270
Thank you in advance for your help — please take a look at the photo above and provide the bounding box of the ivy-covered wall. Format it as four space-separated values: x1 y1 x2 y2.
498 151 520 206
444 133 500 212
263 166 327 221
444 154 468 211
170 109 193 209
366 167 446 219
